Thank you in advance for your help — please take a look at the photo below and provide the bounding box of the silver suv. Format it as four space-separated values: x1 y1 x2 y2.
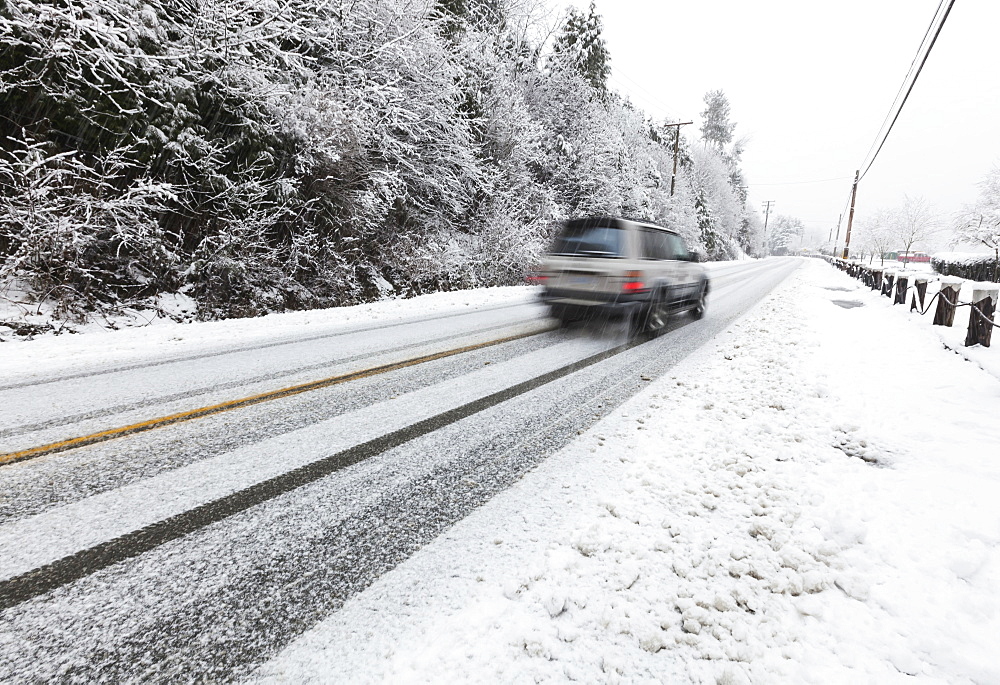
534 217 709 335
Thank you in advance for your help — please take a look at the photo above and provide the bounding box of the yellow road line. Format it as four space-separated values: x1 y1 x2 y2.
0 328 548 466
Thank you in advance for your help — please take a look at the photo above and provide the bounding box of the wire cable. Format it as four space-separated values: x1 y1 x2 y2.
858 0 945 172
746 175 853 187
857 0 956 182
608 66 679 119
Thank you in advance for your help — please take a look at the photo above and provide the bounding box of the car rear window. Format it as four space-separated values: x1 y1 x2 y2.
550 223 624 258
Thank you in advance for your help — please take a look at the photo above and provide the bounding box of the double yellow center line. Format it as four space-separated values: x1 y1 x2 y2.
0 328 546 467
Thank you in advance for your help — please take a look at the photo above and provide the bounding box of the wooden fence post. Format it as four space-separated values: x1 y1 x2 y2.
871 268 883 292
883 272 895 298
965 287 998 347
933 279 963 327
911 277 928 312
895 275 908 305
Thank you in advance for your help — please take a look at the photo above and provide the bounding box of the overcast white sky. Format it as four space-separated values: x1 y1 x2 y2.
556 0 999 246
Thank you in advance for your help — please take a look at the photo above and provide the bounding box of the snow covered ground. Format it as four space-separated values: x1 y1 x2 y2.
252 258 1000 684
832 258 999 380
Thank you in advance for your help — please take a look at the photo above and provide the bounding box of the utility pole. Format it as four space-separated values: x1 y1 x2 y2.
761 200 775 233
833 213 842 255
664 121 693 196
842 170 859 259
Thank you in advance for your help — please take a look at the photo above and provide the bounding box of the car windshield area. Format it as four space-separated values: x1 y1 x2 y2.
550 222 624 258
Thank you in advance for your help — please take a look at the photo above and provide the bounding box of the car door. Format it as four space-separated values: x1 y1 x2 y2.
637 227 678 302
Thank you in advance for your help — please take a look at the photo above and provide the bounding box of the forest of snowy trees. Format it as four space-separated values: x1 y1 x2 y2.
1 0 763 322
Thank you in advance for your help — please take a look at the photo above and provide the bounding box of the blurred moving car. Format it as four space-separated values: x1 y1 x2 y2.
532 217 709 336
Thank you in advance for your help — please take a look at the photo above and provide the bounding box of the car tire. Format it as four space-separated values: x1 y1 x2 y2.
630 289 670 339
690 281 708 320
551 304 580 328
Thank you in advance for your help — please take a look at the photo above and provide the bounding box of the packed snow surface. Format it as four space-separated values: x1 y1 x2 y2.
254 259 1000 684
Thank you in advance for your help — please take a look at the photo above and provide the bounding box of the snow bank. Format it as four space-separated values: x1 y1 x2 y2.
255 259 1000 684
0 286 537 381
931 252 997 266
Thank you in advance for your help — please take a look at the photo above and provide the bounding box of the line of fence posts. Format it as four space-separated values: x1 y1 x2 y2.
829 258 998 348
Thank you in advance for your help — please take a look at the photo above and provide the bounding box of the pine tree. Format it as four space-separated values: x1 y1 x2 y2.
552 2 611 95
700 90 736 150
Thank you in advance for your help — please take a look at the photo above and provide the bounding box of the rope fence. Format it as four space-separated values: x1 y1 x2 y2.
825 257 999 348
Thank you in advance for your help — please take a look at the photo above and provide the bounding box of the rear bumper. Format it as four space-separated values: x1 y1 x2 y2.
539 288 648 316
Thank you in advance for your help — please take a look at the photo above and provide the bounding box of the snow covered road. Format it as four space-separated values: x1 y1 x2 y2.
254 259 1000 685
0 258 806 680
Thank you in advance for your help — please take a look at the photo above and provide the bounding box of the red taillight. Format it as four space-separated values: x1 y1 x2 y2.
622 270 645 293
526 273 549 285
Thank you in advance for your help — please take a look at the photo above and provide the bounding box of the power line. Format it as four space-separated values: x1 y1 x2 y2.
746 175 853 187
608 65 679 119
607 74 674 117
858 0 945 172
857 0 956 182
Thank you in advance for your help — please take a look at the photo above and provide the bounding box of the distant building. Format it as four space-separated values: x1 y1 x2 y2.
882 250 930 263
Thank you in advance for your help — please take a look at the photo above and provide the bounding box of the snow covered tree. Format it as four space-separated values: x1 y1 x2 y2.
551 2 611 96
954 167 1000 281
737 211 765 257
765 215 804 256
686 144 744 259
892 195 940 258
0 0 763 324
853 210 895 264
700 90 736 152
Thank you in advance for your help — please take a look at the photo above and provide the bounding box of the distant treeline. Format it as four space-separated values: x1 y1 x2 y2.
1 0 761 320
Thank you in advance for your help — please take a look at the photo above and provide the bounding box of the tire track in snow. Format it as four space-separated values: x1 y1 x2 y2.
0 339 630 609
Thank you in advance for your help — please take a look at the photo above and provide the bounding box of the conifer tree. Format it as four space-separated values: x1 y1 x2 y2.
552 2 611 95
700 90 736 150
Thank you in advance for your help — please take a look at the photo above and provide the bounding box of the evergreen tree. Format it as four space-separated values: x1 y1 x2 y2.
700 89 736 151
766 215 805 256
552 2 611 95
